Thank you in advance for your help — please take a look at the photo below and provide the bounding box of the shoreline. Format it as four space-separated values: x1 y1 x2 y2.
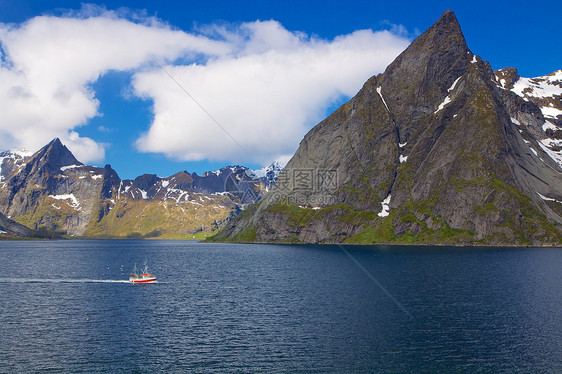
2 235 561 249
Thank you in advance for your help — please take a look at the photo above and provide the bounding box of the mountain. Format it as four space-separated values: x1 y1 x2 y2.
0 138 282 238
251 161 286 187
0 211 37 238
213 10 562 245
0 148 34 181
495 67 562 166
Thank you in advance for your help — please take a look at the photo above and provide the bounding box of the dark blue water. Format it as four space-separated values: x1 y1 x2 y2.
0 240 561 373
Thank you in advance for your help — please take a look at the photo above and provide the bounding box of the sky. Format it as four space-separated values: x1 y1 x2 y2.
0 0 561 179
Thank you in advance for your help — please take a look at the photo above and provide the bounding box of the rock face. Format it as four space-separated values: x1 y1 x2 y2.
214 10 562 245
0 211 38 238
0 139 280 238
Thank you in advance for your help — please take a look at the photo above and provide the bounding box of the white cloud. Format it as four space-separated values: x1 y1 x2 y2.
0 8 410 166
0 8 228 162
134 21 409 165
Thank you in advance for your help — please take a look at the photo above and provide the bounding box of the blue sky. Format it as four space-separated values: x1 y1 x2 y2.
1 0 561 179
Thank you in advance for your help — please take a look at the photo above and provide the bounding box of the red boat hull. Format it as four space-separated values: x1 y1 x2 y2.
129 277 157 283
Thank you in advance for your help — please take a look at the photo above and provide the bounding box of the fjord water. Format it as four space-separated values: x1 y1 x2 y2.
1 241 561 373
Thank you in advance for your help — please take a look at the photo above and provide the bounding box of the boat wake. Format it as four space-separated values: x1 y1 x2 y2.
0 278 132 284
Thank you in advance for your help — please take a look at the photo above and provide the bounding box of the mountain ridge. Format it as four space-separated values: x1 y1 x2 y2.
0 139 283 238
212 10 562 245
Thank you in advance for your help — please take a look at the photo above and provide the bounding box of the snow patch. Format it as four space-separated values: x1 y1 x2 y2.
512 76 562 99
471 55 477 64
399 155 408 163
297 205 321 210
546 70 562 81
91 175 103 180
161 180 169 188
212 191 230 196
511 118 521 126
377 195 391 218
540 138 562 148
376 86 390 112
530 148 538 156
448 76 462 92
541 106 562 119
543 121 558 132
399 142 407 148
537 140 562 167
48 194 80 210
60 165 82 171
537 192 562 204
434 96 451 114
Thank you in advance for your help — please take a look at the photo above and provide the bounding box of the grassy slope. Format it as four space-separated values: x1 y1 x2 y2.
85 198 233 239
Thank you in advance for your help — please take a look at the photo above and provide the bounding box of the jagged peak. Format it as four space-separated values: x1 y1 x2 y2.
494 67 520 90
433 9 460 31
29 138 82 173
48 137 62 146
383 9 470 80
372 10 475 146
422 9 465 45
133 174 159 189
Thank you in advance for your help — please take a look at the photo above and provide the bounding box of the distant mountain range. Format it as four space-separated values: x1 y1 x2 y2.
213 10 562 245
0 138 283 238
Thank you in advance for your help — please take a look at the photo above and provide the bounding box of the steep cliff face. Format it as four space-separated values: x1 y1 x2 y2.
0 139 279 238
0 211 38 238
214 10 562 245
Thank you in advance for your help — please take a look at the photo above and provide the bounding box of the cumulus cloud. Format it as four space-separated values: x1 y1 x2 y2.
0 7 228 162
0 7 410 165
134 21 410 164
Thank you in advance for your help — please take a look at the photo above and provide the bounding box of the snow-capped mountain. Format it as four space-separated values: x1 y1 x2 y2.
251 161 286 187
0 148 33 181
0 138 279 238
205 161 285 188
495 68 562 167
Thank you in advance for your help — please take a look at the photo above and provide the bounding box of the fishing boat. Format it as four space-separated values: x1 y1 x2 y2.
129 263 157 283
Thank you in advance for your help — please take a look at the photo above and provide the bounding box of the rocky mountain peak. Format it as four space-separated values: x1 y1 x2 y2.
133 174 159 191
383 10 469 81
214 10 562 246
30 137 82 174
378 10 473 145
495 67 520 90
